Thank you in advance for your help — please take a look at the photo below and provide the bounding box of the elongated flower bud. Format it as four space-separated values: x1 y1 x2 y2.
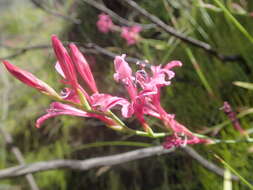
69 43 98 93
51 35 78 89
3 61 59 98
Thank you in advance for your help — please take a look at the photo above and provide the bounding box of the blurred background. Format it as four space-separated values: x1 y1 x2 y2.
1 0 253 189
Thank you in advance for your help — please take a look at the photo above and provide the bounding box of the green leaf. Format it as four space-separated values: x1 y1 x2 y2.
233 81 253 90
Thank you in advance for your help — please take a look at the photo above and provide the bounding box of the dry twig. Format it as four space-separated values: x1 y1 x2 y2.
30 0 81 24
82 0 154 29
0 145 238 181
122 0 243 62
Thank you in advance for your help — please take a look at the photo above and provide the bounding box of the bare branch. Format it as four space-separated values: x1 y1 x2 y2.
0 42 148 67
81 0 155 29
182 146 238 181
0 128 40 190
122 0 244 63
0 144 239 181
0 146 174 179
30 0 81 24
0 44 52 60
82 42 149 66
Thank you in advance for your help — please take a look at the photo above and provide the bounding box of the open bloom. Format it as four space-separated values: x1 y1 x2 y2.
3 35 128 129
3 35 209 148
121 25 142 45
113 54 207 146
96 13 113 33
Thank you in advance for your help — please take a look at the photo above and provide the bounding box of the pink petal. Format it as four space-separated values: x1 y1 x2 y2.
51 35 78 89
96 13 113 33
3 60 58 96
55 61 65 78
69 43 98 93
36 102 90 128
113 54 133 82
36 102 115 128
91 93 133 118
164 60 183 70
120 26 141 45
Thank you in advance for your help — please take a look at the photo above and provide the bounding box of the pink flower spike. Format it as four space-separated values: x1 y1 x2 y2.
121 25 142 45
51 35 78 89
69 43 98 93
96 13 113 33
3 60 59 98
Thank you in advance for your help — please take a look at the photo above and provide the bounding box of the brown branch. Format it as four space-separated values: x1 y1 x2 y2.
0 146 174 179
82 42 149 66
81 0 155 29
30 0 81 24
0 128 40 190
122 0 244 63
0 69 40 189
0 144 239 181
0 42 148 67
182 146 238 181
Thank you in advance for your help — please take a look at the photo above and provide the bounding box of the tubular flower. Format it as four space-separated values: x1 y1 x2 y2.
36 36 131 127
2 60 59 98
113 54 207 146
121 25 142 45
96 13 113 33
36 102 116 128
3 35 210 147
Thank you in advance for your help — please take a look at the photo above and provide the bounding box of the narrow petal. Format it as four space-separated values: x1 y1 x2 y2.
55 61 65 78
51 35 78 89
69 43 98 93
36 102 115 128
164 60 183 70
3 61 58 97
91 93 133 117
113 54 133 83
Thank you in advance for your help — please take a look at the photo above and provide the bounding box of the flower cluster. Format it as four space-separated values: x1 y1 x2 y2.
96 13 142 45
2 35 209 148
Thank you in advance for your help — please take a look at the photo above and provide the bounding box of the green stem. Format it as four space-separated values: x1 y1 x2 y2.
213 0 253 43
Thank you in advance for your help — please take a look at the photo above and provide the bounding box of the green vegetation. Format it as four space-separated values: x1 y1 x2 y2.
1 0 253 189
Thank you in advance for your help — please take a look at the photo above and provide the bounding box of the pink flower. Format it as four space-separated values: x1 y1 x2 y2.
221 101 246 135
113 55 205 142
2 60 59 98
36 102 116 128
36 36 136 128
96 13 113 33
121 25 142 45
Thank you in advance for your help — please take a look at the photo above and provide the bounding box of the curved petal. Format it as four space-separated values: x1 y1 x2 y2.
51 35 78 89
3 61 58 97
91 93 133 118
69 43 98 93
36 102 90 128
